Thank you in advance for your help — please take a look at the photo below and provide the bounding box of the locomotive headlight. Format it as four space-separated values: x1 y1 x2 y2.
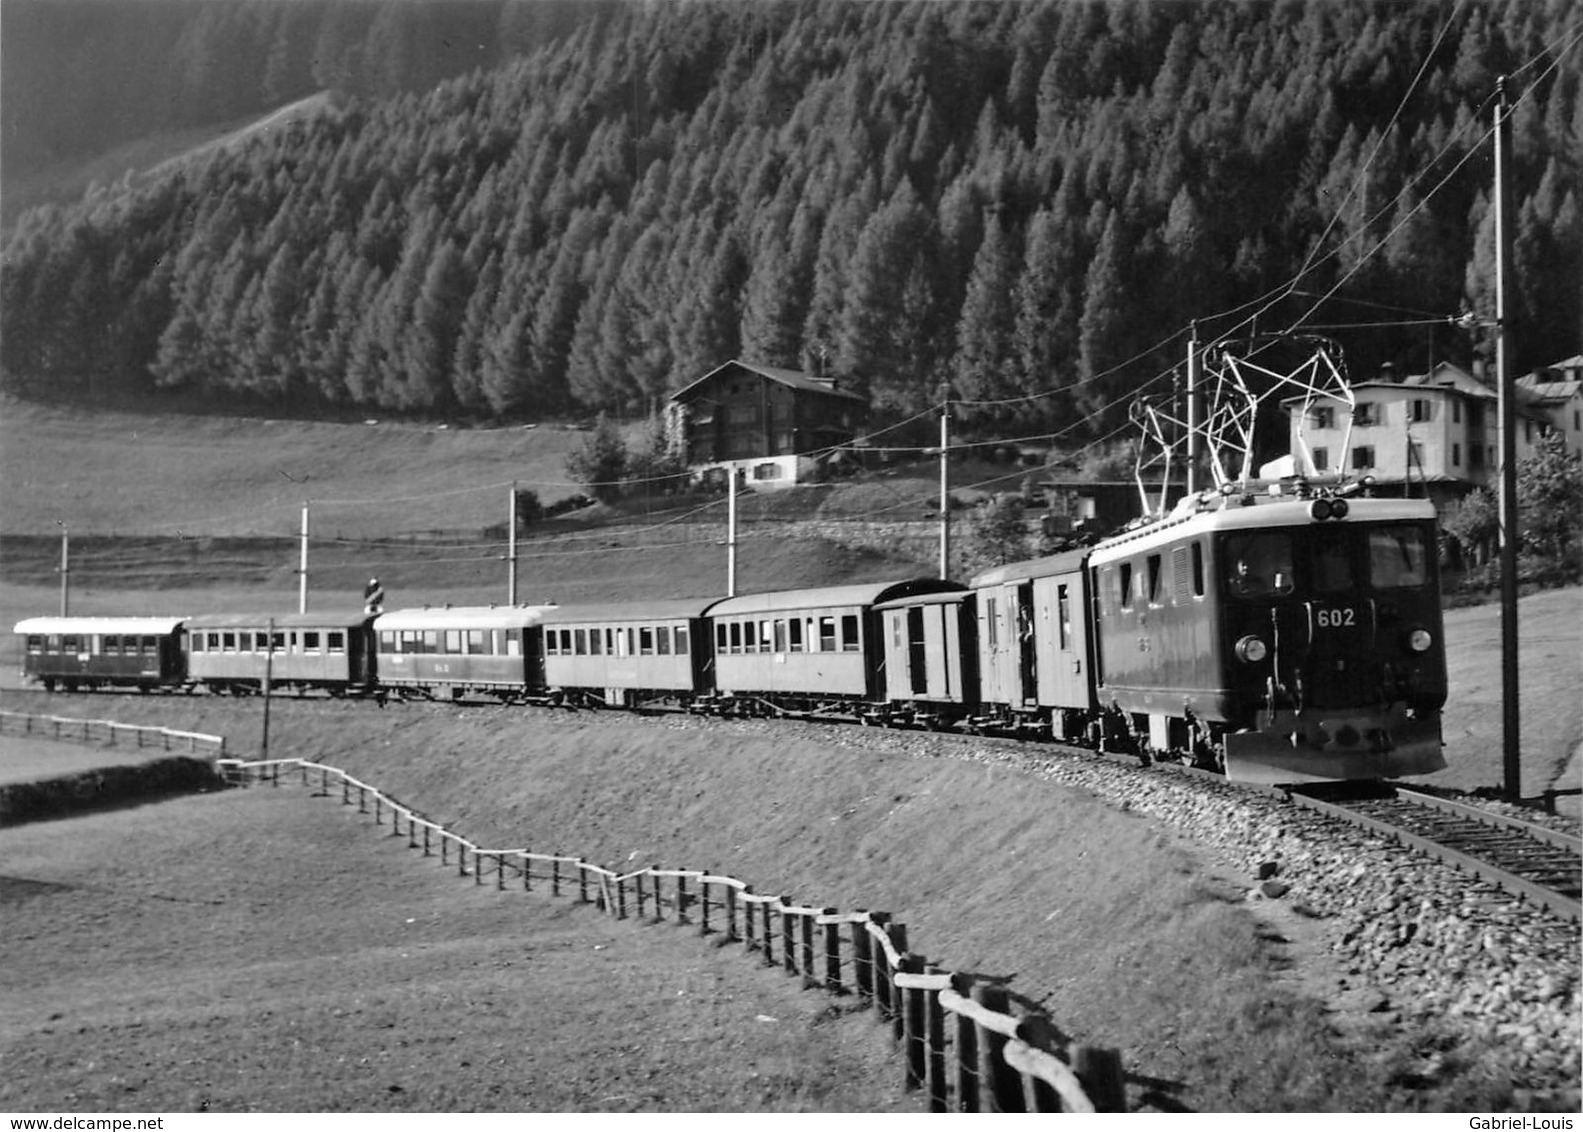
1309 499 1333 521
1407 628 1433 652
1235 635 1269 663
1330 498 1349 519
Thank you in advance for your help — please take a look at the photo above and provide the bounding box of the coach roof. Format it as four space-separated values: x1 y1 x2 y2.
372 605 557 631
14 616 186 636
708 578 962 618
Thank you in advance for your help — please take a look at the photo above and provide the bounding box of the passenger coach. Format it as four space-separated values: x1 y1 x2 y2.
14 616 187 692
541 598 715 708
373 605 554 701
184 611 375 695
706 579 964 716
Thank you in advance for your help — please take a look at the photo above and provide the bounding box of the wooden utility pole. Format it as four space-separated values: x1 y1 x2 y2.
57 523 69 616
298 502 310 615
939 402 951 580
508 481 519 605
1494 76 1521 803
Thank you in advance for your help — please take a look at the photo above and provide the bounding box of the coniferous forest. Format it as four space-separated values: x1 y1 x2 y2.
2 0 1579 441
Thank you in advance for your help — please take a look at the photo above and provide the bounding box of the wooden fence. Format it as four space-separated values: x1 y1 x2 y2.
0 710 226 757
221 755 1127 1113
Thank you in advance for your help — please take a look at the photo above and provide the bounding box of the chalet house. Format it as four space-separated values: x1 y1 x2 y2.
1279 360 1569 509
666 359 869 488
1517 354 1583 463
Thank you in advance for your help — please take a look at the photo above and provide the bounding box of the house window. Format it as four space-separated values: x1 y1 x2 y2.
1311 406 1335 429
753 462 781 481
1312 446 1329 471
1410 399 1432 423
1470 444 1484 469
1453 401 1462 424
1452 442 1461 467
1353 402 1378 426
1352 446 1375 470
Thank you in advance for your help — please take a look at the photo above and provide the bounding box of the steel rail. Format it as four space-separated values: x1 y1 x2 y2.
1393 786 1582 853
1285 789 1582 923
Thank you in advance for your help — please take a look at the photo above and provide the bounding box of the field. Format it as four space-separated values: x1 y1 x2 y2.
0 784 915 1113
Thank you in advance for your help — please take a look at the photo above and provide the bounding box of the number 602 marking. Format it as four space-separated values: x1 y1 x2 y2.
1316 607 1356 628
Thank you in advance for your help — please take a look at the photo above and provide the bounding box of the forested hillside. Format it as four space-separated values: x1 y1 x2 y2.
3 0 1579 441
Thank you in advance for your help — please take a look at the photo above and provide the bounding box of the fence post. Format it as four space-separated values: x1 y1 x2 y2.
552 855 562 897
460 841 470 878
408 813 417 849
699 876 712 935
1073 1045 1126 1113
423 823 432 857
576 859 588 903
954 977 978 1112
1016 1016 1061 1113
925 965 948 1113
635 871 647 918
781 904 796 976
761 900 779 967
497 852 506 891
887 924 909 1042
342 777 350 806
822 907 842 994
853 911 880 1006
971 982 1022 1113
358 785 367 813
374 794 382 825
440 831 449 866
676 873 690 925
522 851 532 893
901 954 926 1092
616 872 627 919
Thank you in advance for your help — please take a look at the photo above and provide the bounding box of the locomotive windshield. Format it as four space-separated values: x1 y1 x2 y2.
1222 523 1431 600
1366 525 1429 589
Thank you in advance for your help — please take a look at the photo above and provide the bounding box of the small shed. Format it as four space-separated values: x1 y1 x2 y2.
666 359 869 488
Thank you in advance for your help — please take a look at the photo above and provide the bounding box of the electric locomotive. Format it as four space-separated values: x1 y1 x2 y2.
1076 478 1445 783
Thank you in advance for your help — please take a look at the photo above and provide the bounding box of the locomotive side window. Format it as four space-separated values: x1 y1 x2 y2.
1146 554 1163 606
1118 563 1134 610
1368 526 1428 589
1057 586 1071 650
1225 533 1294 597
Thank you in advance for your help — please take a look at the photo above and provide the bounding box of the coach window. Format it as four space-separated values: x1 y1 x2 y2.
729 622 742 654
544 630 559 656
840 614 860 652
587 627 602 655
640 628 655 655
657 627 672 655
26 635 42 654
467 630 486 654
328 631 346 654
190 633 205 653
1368 526 1428 590
760 620 772 653
743 621 757 653
304 632 322 652
773 620 787 653
717 623 729 652
222 632 237 652
442 631 460 654
421 630 438 654
102 635 120 655
239 632 254 652
788 618 803 652
986 597 999 648
574 629 587 655
507 629 522 657
818 616 837 652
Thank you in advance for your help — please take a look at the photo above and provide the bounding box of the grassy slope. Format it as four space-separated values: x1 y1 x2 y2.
0 786 916 1113
0 692 1542 1112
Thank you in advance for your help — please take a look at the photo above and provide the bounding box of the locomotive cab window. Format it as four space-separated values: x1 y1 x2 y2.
1225 532 1294 598
1312 539 1354 593
1368 526 1429 589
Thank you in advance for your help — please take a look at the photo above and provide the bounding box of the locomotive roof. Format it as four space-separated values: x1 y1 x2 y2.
13 616 186 635
540 598 720 624
373 604 556 631
182 611 372 629
709 578 963 617
1088 494 1438 565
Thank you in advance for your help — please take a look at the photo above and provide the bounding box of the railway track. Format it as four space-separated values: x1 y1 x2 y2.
1287 783 1583 922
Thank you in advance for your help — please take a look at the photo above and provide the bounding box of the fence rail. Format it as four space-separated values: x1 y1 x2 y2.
0 710 226 757
221 755 1127 1112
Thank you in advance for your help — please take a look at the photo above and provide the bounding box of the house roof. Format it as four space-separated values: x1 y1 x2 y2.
1517 375 1582 404
669 359 868 404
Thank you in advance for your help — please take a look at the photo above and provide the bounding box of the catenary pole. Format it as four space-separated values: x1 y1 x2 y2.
727 468 738 597
1185 322 1200 496
508 481 519 605
1494 76 1521 802
298 502 310 615
58 522 69 616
